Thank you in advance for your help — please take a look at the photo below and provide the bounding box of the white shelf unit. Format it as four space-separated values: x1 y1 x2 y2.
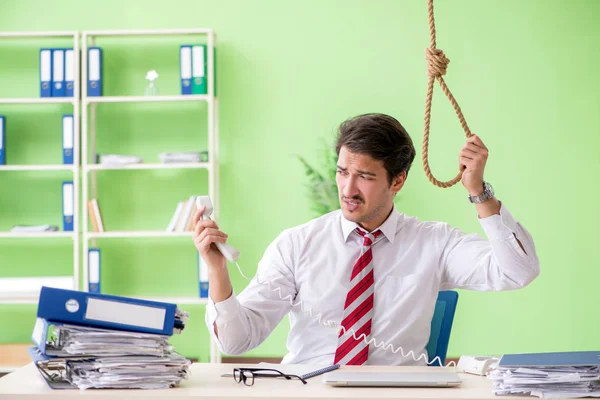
0 31 81 304
80 29 220 363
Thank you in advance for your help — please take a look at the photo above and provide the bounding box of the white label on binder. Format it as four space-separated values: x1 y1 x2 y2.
53 50 64 82
180 46 192 79
199 256 208 281
40 50 51 81
65 49 74 81
86 298 166 330
192 46 205 77
63 116 73 149
89 250 100 284
63 183 74 216
89 49 100 81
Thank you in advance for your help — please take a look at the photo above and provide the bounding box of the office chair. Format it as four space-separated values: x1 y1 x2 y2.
425 290 459 366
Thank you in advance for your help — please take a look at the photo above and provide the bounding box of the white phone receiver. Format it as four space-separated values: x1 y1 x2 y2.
196 196 240 262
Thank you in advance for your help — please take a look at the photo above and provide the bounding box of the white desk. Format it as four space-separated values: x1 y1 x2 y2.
0 363 532 400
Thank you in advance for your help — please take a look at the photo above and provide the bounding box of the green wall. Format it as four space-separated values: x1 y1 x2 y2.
0 0 598 362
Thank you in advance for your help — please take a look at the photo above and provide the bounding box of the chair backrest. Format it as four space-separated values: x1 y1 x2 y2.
425 290 459 366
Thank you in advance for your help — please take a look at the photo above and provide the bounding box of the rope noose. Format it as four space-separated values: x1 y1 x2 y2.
423 0 474 188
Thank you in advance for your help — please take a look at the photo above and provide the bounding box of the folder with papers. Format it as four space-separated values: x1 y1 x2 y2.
180 45 192 95
51 49 65 97
39 49 52 97
0 115 5 165
88 47 102 96
61 181 74 231
64 48 74 97
28 321 191 390
37 286 189 336
62 114 74 165
88 248 101 293
490 351 600 398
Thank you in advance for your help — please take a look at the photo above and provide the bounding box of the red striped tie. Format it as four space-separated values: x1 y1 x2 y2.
334 228 382 365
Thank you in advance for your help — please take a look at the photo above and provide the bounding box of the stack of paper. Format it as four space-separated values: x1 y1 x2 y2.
11 225 59 232
159 151 207 163
29 287 192 390
489 351 600 398
45 324 173 357
98 154 143 165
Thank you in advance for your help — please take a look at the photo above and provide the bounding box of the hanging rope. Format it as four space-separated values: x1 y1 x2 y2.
423 0 474 188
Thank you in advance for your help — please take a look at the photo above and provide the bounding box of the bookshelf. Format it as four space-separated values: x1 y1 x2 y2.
0 31 81 304
80 28 220 363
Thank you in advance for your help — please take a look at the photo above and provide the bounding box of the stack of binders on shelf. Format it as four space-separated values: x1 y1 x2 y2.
39 48 75 98
179 44 215 95
29 286 192 390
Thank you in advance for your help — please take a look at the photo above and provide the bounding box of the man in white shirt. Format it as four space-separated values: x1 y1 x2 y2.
192 113 540 366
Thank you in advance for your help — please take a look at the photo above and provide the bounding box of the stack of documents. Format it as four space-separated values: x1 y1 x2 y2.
11 225 59 233
29 287 192 390
159 151 207 163
489 351 600 398
98 154 143 165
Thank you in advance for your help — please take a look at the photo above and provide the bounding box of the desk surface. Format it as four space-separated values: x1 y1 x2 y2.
0 363 532 400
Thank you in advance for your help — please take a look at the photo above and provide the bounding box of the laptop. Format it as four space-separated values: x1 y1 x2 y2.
322 371 462 387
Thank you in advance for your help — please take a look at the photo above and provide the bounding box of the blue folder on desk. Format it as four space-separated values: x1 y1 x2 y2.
36 286 187 336
499 351 600 368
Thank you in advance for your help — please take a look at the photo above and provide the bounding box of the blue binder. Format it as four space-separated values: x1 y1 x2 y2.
39 49 52 98
0 115 5 165
198 252 208 298
88 47 102 96
180 45 192 95
62 181 74 231
64 49 74 97
62 114 74 165
51 49 65 97
88 248 101 293
37 286 184 336
499 351 600 368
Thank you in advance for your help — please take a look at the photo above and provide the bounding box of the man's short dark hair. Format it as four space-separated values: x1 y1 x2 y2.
335 113 416 185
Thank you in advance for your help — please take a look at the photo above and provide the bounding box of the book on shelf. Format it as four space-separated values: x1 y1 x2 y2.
88 198 105 233
167 196 198 232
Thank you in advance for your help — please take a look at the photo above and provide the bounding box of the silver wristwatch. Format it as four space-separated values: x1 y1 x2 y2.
468 181 495 204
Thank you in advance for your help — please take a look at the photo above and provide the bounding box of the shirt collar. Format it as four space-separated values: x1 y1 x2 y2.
340 204 399 244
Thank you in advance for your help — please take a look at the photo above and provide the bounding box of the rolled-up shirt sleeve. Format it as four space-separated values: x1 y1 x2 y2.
439 202 540 291
204 230 297 355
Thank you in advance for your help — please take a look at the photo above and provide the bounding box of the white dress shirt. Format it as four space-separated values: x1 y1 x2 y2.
205 202 540 365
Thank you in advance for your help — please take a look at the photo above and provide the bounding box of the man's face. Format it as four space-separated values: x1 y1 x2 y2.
336 146 405 231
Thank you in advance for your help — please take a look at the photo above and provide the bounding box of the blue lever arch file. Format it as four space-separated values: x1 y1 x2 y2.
36 286 185 336
180 45 192 95
62 181 74 231
499 351 600 368
65 49 74 97
198 252 208 298
62 114 74 165
88 248 101 293
39 49 52 98
0 115 5 165
88 47 102 96
51 49 65 97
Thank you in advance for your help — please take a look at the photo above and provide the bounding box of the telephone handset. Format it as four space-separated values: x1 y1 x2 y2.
196 196 240 262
